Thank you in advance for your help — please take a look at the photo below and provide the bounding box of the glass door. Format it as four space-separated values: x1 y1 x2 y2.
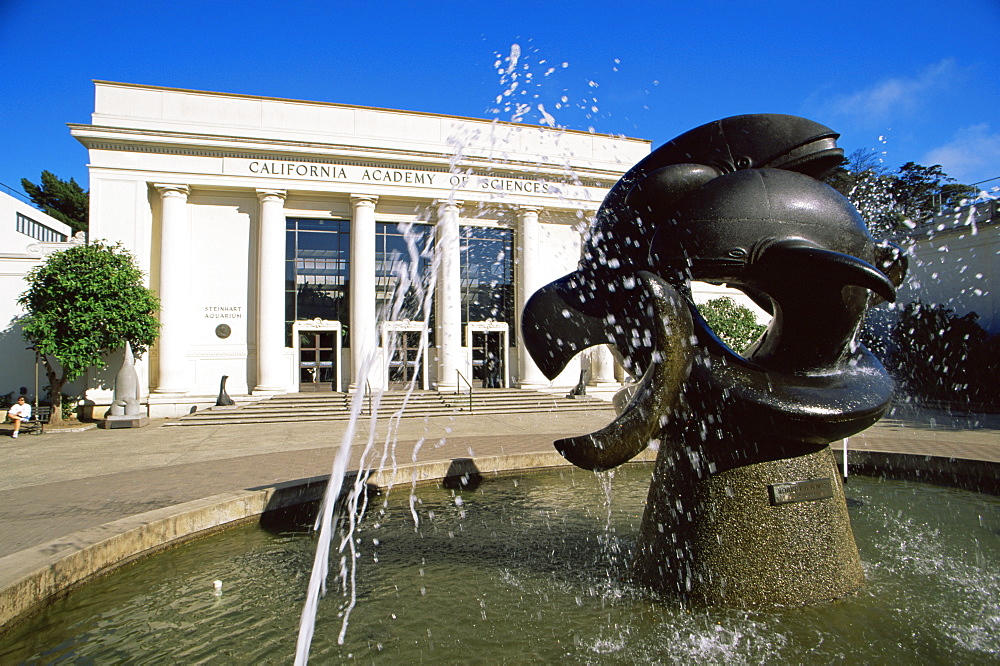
299 331 337 391
386 331 423 388
470 331 504 388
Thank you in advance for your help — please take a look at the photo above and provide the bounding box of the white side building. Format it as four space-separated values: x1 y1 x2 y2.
897 199 999 335
0 191 81 399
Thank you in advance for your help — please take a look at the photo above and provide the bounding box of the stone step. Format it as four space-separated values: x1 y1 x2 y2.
166 389 612 426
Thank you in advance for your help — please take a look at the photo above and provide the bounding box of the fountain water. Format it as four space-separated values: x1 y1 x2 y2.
295 218 440 662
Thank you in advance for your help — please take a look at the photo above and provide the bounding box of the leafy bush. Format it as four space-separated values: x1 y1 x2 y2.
696 297 766 354
18 241 159 425
883 301 998 409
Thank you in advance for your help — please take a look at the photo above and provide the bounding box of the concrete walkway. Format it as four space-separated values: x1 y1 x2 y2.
0 403 997 561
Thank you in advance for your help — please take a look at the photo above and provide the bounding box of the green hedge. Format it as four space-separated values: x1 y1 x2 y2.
696 297 766 354
879 302 999 410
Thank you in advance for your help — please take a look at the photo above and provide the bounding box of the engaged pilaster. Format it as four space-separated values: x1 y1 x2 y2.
254 189 287 393
435 199 463 391
152 184 190 394
349 195 378 390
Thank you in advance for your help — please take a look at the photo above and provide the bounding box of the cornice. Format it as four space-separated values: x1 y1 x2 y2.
68 124 623 187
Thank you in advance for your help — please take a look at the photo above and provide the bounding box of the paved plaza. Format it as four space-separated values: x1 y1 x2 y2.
0 404 997 561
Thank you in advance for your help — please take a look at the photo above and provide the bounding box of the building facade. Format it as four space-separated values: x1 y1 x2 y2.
70 81 652 417
897 199 999 334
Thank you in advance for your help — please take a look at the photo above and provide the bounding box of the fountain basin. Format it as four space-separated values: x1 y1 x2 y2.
0 450 650 632
0 463 996 662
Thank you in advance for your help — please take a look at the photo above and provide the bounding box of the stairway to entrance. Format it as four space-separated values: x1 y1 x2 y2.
166 389 614 427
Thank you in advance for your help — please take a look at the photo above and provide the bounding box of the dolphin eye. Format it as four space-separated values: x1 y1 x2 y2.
735 156 752 169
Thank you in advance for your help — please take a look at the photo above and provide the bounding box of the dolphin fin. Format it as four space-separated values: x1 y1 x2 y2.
754 242 897 303
521 274 614 380
553 272 694 471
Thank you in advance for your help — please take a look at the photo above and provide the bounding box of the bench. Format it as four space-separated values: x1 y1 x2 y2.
13 406 52 436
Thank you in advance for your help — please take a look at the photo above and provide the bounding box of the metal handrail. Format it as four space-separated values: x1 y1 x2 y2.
456 370 473 414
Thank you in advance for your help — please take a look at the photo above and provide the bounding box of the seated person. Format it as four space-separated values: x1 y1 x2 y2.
7 397 31 439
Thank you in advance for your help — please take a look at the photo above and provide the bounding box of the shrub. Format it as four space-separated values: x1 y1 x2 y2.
883 301 998 409
696 297 766 354
18 241 159 425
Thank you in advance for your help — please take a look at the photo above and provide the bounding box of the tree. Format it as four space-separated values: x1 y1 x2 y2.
823 148 889 195
696 297 766 354
891 162 976 224
824 154 976 235
823 149 900 236
20 171 89 234
18 242 160 424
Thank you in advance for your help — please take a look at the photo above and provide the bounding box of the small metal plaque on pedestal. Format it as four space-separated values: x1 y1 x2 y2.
768 478 833 505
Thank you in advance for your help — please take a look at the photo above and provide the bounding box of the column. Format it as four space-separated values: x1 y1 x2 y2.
435 200 463 391
589 344 619 388
254 189 287 393
516 206 548 387
152 184 190 394
349 195 378 390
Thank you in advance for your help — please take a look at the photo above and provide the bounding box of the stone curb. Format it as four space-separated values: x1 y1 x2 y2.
844 451 999 494
43 423 99 434
0 449 655 633
0 476 326 632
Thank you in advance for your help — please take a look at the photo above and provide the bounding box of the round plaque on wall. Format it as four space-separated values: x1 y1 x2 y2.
215 324 232 339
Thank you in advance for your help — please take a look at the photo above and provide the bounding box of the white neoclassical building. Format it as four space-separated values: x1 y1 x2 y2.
69 81 652 417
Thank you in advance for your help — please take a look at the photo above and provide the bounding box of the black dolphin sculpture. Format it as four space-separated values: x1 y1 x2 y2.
524 118 906 473
522 114 846 382
524 115 906 606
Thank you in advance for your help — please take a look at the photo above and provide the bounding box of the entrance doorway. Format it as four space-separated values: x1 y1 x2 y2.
293 320 342 392
299 332 336 391
381 322 429 390
387 331 422 387
466 322 509 388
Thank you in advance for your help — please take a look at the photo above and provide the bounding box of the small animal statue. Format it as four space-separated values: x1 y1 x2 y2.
216 375 236 407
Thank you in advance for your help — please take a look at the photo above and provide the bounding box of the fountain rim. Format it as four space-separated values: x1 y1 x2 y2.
0 446 994 635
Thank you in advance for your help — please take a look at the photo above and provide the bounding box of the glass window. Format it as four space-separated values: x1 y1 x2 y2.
376 222 435 340
460 226 514 345
285 218 351 346
16 213 67 243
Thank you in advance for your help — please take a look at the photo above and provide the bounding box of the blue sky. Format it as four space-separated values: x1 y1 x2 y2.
2 0 998 204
